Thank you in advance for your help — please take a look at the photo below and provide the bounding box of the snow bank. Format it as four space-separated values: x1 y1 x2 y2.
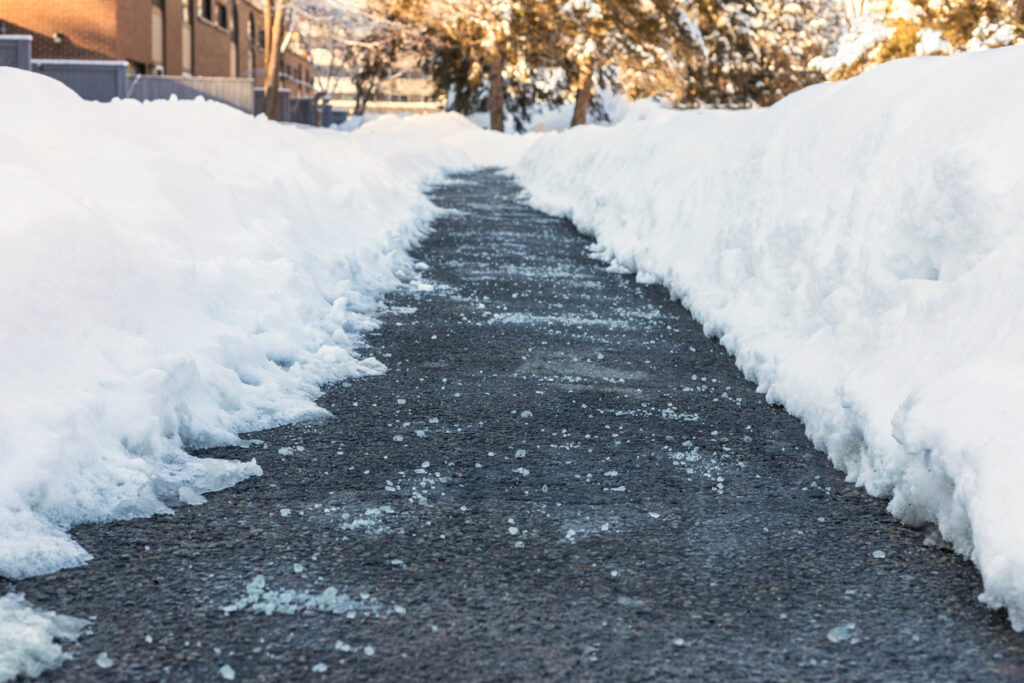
0 67 522 581
514 47 1024 627
0 594 88 681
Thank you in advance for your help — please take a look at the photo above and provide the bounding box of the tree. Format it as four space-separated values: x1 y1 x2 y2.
262 0 291 120
294 0 410 115
396 0 518 130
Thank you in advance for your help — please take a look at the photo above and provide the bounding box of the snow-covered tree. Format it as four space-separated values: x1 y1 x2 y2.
812 0 1023 79
672 0 845 107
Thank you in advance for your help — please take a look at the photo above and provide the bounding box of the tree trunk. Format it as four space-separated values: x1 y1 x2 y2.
571 61 594 127
488 53 504 132
263 0 287 120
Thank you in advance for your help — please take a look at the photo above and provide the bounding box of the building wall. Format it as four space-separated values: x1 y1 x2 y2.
192 15 230 76
0 0 313 87
163 0 184 75
0 0 117 61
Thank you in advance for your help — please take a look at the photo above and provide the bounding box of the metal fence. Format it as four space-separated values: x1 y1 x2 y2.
31 59 127 102
0 35 32 69
127 75 255 114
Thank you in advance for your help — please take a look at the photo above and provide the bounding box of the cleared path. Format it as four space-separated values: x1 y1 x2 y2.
8 170 1024 681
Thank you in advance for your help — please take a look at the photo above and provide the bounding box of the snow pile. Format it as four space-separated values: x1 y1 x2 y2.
514 47 1024 627
0 67 518 581
0 593 88 681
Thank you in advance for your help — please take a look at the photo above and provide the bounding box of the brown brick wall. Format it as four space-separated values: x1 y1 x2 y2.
1 0 117 60
116 0 151 69
192 17 230 76
164 0 183 75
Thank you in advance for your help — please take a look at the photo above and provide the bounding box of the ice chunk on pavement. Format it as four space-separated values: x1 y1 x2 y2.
0 593 89 681
221 575 398 618
826 623 857 643
872 550 886 559
95 652 114 669
219 663 236 680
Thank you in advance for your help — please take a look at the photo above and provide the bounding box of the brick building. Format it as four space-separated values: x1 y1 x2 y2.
0 0 313 95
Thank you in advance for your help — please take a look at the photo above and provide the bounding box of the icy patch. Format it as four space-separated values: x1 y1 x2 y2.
0 592 89 682
221 575 404 618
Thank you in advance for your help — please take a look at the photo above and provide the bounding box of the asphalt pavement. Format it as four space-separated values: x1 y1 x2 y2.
7 169 1024 681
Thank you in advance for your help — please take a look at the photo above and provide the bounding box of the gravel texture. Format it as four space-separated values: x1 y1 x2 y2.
7 169 1024 681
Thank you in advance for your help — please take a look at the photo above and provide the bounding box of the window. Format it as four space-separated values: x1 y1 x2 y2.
200 0 211 21
258 29 265 48
217 3 227 28
247 15 254 43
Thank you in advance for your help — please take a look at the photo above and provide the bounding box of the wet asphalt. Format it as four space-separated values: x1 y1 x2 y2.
6 169 1024 681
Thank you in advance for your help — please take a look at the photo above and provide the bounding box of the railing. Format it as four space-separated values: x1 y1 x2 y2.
127 75 255 113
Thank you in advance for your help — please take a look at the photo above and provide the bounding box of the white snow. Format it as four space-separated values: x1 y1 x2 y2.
0 66 530 583
0 593 88 682
514 47 1024 628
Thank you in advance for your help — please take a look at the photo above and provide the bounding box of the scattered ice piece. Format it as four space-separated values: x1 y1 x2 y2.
520 411 533 418
390 559 405 566
278 447 294 456
335 640 353 652
394 605 407 615
397 399 406 405
144 634 153 644
508 527 520 536
429 417 439 424
177 486 206 505
415 430 426 438
600 523 610 532
312 663 328 673
293 563 304 574
393 435 404 442
513 467 530 476
95 652 114 669
826 623 857 643
514 449 527 458
603 470 618 477
514 541 525 548
610 570 619 578
648 512 661 519
279 508 291 517
872 550 886 559
421 461 430 469
672 638 688 647
363 645 375 657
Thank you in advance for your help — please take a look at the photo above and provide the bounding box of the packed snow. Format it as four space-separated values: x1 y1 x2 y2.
0 66 529 583
514 47 1024 627
0 593 88 682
